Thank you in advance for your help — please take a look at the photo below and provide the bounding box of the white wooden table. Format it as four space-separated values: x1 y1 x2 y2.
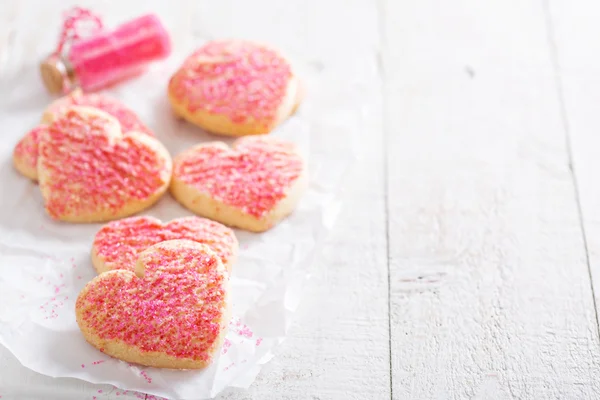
2 0 600 399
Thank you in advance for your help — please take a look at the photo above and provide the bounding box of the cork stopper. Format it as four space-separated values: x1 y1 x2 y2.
40 55 73 94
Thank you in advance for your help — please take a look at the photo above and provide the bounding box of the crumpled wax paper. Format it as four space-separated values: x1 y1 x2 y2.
0 47 357 399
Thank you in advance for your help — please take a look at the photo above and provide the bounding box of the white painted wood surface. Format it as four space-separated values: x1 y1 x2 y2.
548 0 600 335
383 1 600 399
1 0 600 399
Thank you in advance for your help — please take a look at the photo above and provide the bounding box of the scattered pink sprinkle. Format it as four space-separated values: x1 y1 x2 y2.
255 338 263 346
92 360 105 365
60 273 63 278
223 362 235 371
81 364 85 368
140 370 152 384
222 338 232 354
77 276 82 279
238 326 253 338
98 389 103 393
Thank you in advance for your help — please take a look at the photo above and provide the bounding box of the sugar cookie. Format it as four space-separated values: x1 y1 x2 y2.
38 106 171 223
171 136 307 232
168 39 302 137
13 90 152 181
13 126 48 180
76 240 230 369
92 216 238 274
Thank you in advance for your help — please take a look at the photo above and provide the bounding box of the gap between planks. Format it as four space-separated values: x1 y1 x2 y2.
541 0 600 339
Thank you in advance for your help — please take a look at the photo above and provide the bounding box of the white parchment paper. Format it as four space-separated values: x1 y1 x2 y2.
0 42 356 398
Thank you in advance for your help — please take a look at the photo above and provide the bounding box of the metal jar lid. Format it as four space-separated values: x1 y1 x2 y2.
39 53 77 94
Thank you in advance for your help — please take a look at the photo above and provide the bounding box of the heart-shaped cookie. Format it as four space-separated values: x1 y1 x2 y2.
92 216 238 274
76 240 230 369
42 89 154 136
171 136 307 232
38 106 171 223
168 39 302 136
13 90 153 181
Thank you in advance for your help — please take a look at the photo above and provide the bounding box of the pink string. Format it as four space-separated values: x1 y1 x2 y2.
54 7 104 55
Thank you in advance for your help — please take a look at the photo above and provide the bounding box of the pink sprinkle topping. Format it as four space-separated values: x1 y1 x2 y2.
38 108 170 220
173 136 304 217
77 241 228 361
81 364 85 368
169 39 293 126
98 390 103 393
13 92 153 178
256 338 263 346
13 126 47 172
93 216 237 273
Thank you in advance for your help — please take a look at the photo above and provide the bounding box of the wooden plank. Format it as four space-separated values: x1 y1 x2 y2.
382 0 600 398
546 0 600 339
0 0 390 399
195 0 390 398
